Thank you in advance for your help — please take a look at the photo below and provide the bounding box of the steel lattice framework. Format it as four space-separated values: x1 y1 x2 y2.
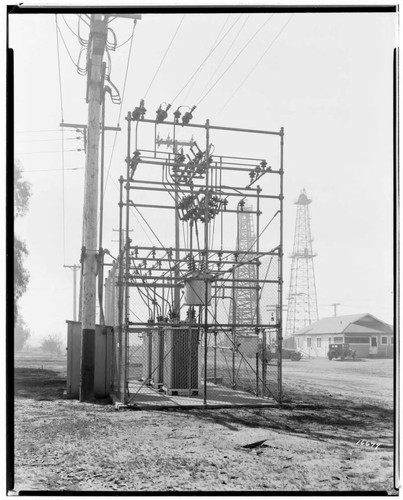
104 109 285 407
285 189 319 336
229 205 260 331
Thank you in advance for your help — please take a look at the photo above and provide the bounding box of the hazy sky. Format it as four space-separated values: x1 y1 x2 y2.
9 8 397 345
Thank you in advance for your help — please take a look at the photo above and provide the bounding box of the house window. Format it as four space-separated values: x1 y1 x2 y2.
296 338 300 348
348 337 370 344
317 337 321 348
390 337 394 345
328 337 332 344
381 336 388 345
334 337 343 342
307 338 312 348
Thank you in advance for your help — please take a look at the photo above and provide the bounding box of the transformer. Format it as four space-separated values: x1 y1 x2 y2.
163 327 202 396
142 328 164 387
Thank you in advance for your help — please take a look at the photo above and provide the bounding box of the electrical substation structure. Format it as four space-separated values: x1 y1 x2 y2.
285 189 319 337
103 108 285 409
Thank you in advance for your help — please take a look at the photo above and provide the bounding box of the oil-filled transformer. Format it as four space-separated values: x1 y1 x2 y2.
142 327 164 387
163 327 202 396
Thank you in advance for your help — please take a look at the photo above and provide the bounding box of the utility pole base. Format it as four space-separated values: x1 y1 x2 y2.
79 328 95 402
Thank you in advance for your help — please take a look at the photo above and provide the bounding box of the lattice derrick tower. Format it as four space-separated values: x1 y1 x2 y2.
285 189 319 337
229 204 260 332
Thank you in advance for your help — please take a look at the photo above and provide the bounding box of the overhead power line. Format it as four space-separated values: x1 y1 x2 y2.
143 14 186 100
103 19 138 197
22 167 84 173
218 14 295 115
55 14 66 264
170 14 242 106
16 137 80 143
196 14 275 107
183 14 230 103
15 129 71 134
16 149 85 155
55 15 86 74
196 14 250 102
61 14 80 39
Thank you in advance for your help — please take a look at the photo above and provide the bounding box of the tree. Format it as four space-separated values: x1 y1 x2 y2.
14 316 31 351
14 159 32 217
14 160 32 321
41 334 63 356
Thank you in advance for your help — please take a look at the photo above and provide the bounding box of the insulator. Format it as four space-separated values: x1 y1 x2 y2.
182 105 196 125
156 103 171 123
132 99 146 120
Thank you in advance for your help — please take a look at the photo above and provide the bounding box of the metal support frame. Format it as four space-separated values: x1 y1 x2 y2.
108 113 284 407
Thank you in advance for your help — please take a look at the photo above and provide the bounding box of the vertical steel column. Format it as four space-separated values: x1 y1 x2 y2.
232 206 239 389
118 176 124 400
278 127 284 402
203 120 210 405
173 122 180 319
124 112 132 404
257 185 266 396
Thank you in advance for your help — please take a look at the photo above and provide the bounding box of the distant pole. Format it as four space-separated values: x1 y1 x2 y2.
64 264 80 321
80 14 108 402
331 303 341 317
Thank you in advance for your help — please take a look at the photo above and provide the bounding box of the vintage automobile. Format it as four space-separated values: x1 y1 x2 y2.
327 343 356 360
262 346 302 362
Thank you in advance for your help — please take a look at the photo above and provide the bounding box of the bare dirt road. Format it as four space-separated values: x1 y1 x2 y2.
11 354 396 494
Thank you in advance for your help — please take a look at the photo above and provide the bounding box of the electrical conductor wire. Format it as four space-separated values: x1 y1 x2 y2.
143 14 186 99
55 14 66 265
196 14 275 107
103 19 138 196
218 14 295 115
170 14 242 106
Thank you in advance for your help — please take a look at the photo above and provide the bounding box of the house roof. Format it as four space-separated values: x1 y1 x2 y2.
293 313 393 336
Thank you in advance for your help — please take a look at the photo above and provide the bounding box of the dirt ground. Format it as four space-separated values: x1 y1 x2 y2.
11 354 397 494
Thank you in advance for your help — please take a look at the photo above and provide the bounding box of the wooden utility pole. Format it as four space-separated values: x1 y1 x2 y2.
79 13 141 402
331 303 341 317
80 14 108 402
64 264 80 321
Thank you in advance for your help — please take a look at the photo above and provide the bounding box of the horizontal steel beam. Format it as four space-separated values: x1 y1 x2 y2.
128 245 279 256
129 117 282 136
127 182 279 200
126 322 278 329
128 201 260 215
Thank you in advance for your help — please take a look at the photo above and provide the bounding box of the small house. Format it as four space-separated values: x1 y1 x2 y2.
292 313 394 358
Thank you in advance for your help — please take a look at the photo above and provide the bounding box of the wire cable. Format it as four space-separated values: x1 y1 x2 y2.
103 19 138 196
182 14 230 103
55 14 66 265
143 14 186 100
55 19 87 73
21 167 83 173
218 14 295 115
170 14 242 106
115 29 136 49
197 14 250 103
16 137 79 143
196 14 275 107
61 14 80 39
